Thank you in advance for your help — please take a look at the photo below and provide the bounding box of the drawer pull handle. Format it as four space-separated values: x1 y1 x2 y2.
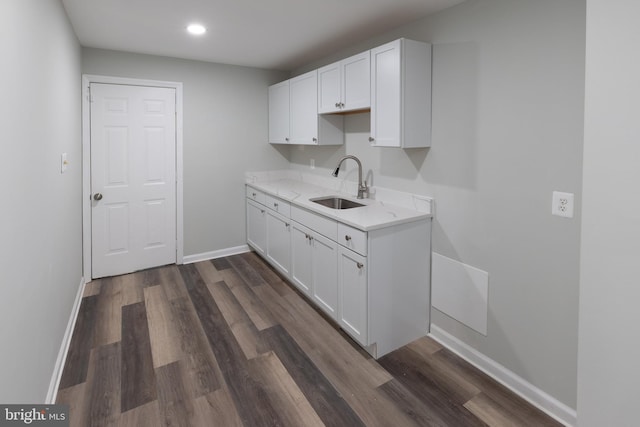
357 262 364 269
345 235 352 241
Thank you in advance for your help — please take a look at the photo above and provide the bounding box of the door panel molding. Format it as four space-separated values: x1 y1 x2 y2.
82 74 184 280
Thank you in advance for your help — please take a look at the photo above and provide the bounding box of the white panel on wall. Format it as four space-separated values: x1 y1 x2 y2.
432 253 489 335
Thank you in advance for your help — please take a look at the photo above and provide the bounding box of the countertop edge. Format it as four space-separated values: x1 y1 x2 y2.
246 181 432 232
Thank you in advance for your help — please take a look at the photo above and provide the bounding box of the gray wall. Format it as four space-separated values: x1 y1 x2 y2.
82 49 290 256
289 0 585 408
578 0 640 425
0 0 82 402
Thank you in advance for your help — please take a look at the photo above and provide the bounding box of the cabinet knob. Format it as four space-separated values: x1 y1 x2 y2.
345 235 352 241
312 137 317 143
252 192 257 197
357 262 364 269
260 209 265 214
274 202 278 208
340 102 345 108
335 102 340 108
368 137 375 142
285 137 289 142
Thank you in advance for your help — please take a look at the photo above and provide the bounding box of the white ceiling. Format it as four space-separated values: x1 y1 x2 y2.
62 0 464 71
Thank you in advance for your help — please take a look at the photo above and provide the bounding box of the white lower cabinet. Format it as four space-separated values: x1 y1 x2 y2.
310 231 338 319
246 199 267 256
337 246 367 345
265 208 291 276
291 220 339 318
246 184 431 359
290 222 314 296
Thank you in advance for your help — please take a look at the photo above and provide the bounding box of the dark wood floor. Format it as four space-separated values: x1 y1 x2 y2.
56 252 561 427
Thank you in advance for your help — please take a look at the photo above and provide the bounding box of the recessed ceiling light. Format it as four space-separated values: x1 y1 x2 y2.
187 24 206 36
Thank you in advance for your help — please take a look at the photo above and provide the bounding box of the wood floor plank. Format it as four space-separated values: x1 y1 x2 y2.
58 295 98 389
86 342 121 427
55 382 87 427
119 400 161 427
116 272 144 307
83 280 102 298
179 263 284 427
248 351 325 427
407 335 443 355
378 347 486 426
156 361 193 427
261 324 365 427
433 349 562 426
194 260 223 284
144 285 182 368
207 280 264 359
241 251 291 288
211 257 231 271
220 267 277 331
159 264 190 301
379 379 461 427
379 343 481 405
465 393 523 427
253 284 422 427
92 277 123 347
169 296 223 398
192 389 243 427
227 253 269 288
121 302 157 412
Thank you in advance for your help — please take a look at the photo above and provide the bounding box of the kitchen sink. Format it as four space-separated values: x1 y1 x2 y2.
310 196 365 210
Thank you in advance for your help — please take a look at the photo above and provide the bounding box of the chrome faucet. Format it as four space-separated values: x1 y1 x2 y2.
332 155 369 199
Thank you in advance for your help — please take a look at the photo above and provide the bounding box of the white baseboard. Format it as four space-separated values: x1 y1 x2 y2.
182 245 250 264
428 324 577 427
46 276 86 404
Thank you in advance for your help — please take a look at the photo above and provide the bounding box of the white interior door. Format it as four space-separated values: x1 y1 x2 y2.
90 83 176 278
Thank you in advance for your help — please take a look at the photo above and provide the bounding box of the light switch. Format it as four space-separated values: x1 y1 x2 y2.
61 153 68 173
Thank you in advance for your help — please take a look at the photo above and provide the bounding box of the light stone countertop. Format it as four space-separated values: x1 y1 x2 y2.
246 176 432 232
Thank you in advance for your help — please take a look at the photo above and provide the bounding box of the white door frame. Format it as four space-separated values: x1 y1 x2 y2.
82 74 184 280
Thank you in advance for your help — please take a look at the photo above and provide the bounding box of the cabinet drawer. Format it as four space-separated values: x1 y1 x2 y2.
265 194 291 217
338 223 367 256
246 186 265 205
291 205 337 241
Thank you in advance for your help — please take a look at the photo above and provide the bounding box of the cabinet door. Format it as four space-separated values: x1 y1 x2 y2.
289 70 318 145
266 209 291 276
290 222 313 296
342 51 370 112
370 40 401 147
338 247 367 345
312 233 338 320
268 80 290 144
246 200 267 256
317 62 341 114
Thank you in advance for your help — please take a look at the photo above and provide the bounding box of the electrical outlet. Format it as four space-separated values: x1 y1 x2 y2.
552 191 574 218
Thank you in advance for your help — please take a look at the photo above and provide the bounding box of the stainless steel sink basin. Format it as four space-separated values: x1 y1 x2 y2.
310 196 365 210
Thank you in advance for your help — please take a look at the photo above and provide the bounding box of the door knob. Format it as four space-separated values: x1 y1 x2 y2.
93 193 103 201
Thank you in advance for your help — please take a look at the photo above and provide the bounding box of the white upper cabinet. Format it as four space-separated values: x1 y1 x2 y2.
290 70 320 145
269 70 343 146
268 80 290 144
370 39 432 148
318 51 370 114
